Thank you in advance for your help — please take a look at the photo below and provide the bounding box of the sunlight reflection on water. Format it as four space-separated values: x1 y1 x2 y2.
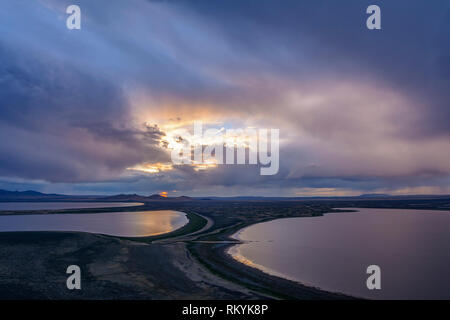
0 210 188 237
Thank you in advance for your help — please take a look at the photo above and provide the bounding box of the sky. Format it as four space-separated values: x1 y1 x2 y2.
0 0 449 196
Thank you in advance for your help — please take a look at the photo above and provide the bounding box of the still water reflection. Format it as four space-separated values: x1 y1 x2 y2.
0 210 188 237
229 208 450 299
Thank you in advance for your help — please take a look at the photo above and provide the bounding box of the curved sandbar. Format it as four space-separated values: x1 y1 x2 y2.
186 219 352 300
0 201 353 299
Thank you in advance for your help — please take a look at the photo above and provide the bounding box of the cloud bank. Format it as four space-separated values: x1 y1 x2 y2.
0 0 449 195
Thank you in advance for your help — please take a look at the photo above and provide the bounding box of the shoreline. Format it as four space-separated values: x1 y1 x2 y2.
1 199 449 299
0 204 357 299
223 214 356 299
185 213 355 300
222 207 450 300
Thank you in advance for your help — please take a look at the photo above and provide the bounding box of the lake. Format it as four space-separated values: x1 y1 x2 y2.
229 208 450 299
0 202 143 211
0 210 188 237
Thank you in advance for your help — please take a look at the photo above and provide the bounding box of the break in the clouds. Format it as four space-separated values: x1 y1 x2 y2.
0 0 449 196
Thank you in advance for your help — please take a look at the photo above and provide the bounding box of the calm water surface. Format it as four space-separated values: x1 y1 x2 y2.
229 208 450 299
0 202 143 211
0 210 188 237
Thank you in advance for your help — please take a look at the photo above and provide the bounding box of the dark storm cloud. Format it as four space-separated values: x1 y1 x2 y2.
174 0 450 135
0 42 168 182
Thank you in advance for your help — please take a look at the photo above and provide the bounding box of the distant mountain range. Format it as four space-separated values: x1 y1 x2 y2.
0 189 68 201
99 194 193 202
0 189 449 202
358 193 391 198
0 189 192 202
